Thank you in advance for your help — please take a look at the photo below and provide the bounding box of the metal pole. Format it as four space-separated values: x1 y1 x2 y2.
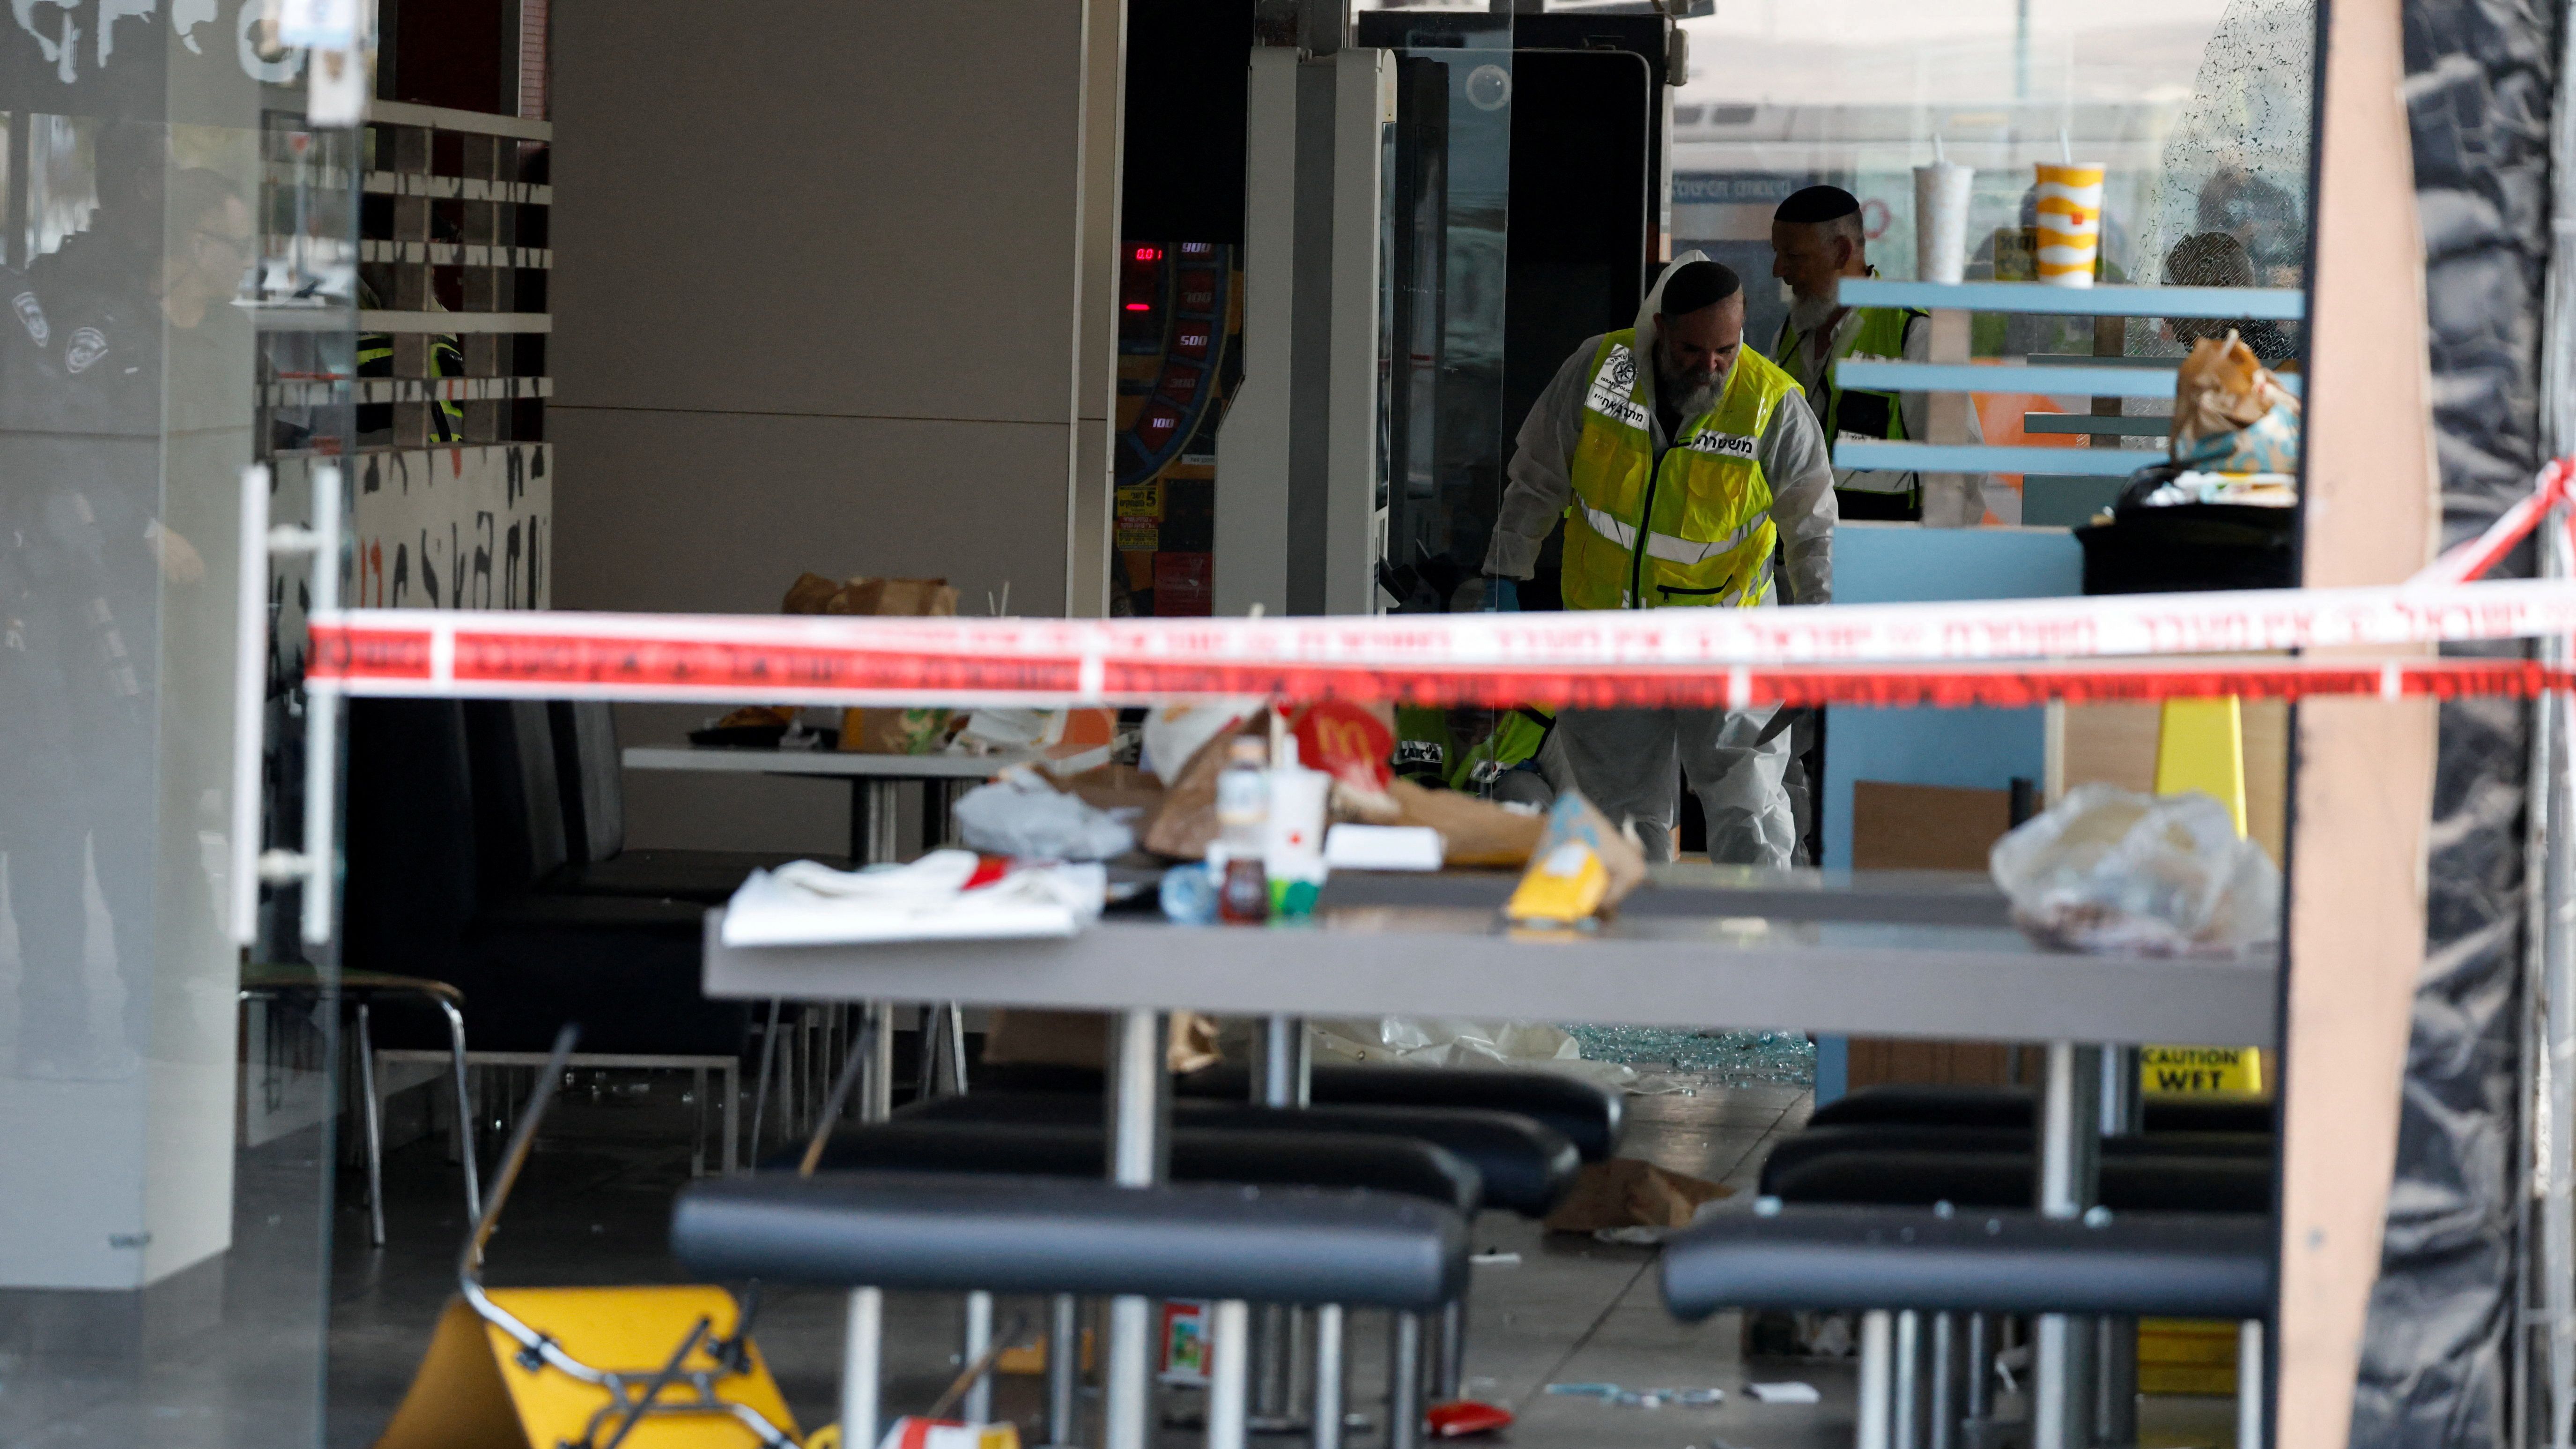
964 1290 995 1424
2033 1042 2101 1449
357 1000 385 1248
862 1001 894 1124
300 464 344 946
865 779 903 864
1928 1311 1957 1449
2539 511 2576 1449
1250 1014 1309 1426
2096 1315 2138 1448
2236 1318 2265 1449
1207 1300 1251 1449
1386 1312 1424 1449
1046 1294 1082 1449
843 1287 884 1449
1858 1308 1894 1449
1893 1309 1921 1449
1104 1010 1170 1449
1964 1313 1993 1425
1312 1304 1346 1449
228 464 271 947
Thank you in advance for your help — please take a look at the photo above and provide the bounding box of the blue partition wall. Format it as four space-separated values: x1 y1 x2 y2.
1812 522 2084 1101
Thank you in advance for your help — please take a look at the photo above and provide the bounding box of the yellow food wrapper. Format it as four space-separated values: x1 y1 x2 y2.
1507 838 1610 925
1503 789 1644 925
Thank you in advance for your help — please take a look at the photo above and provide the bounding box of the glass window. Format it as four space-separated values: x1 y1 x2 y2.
1 21 358 1449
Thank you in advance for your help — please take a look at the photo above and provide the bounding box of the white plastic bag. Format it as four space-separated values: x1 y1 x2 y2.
955 767 1135 861
1988 783 2279 957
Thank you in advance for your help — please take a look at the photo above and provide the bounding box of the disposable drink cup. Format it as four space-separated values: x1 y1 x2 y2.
2034 162 2105 287
1912 162 1972 284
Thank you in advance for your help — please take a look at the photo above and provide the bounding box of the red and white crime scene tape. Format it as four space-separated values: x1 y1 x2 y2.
305 466 2576 711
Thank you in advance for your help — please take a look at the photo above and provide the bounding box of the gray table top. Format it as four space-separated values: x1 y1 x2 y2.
624 745 1034 779
701 871 2275 1047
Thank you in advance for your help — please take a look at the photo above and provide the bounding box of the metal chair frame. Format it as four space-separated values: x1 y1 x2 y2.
238 967 480 1248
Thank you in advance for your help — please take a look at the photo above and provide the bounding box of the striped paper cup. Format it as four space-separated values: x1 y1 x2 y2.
2033 162 2106 287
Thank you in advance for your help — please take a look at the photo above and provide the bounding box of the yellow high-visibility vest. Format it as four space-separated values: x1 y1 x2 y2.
1561 328 1801 610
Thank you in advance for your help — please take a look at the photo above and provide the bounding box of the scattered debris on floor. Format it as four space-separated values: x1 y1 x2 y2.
1469 1250 1522 1265
1543 1158 1731 1233
1564 1025 1816 1085
1426 1399 1515 1437
1743 1382 1822 1404
1541 1383 1727 1408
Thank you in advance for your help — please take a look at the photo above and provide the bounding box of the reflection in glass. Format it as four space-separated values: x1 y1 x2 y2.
1 28 355 1448
1669 0 2315 522
1366 10 1511 609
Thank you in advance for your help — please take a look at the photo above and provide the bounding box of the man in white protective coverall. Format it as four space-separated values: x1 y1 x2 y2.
1466 255 1836 866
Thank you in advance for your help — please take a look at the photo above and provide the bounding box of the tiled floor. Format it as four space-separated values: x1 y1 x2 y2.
4 1072 2247 1449
313 1075 1839 1449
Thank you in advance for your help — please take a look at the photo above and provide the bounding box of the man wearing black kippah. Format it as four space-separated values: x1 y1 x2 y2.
1768 184 1987 525
1471 252 1836 867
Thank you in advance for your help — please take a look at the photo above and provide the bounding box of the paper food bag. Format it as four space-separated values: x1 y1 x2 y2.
779 571 962 753
1542 1158 1732 1233
1384 777 1546 869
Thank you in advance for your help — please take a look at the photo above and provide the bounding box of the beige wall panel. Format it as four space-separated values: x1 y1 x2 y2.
1067 0 1126 616
549 409 1071 617
550 0 1088 424
2275 0 2443 1436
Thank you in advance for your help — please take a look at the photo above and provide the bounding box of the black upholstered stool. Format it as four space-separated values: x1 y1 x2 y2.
673 1172 1468 1449
1663 1203 2272 1449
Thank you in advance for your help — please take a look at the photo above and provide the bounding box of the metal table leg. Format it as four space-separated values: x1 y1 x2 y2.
851 777 903 866
1250 1015 1310 1431
861 1001 894 1123
1929 1311 1957 1449
1858 1308 1895 1449
1103 1009 1170 1449
923 778 961 849
2033 1041 2102 1449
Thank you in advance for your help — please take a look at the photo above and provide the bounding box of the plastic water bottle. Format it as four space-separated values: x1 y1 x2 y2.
1214 737 1270 923
1159 862 1218 925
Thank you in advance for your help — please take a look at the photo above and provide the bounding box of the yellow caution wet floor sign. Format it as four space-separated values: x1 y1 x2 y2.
2140 1045 2264 1097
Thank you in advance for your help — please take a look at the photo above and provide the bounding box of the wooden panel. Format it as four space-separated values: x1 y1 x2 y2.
1847 781 2014 1088
1851 781 2013 872
1847 1037 2015 1091
2275 0 2443 1436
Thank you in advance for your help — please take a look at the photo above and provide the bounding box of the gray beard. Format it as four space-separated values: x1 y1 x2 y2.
1786 292 1841 334
1658 369 1725 419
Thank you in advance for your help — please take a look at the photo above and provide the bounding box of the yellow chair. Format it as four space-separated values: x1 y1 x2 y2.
372 1028 803 1449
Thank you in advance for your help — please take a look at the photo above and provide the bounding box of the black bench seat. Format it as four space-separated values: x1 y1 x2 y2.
1661 1203 2271 1320
674 1171 1467 1310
